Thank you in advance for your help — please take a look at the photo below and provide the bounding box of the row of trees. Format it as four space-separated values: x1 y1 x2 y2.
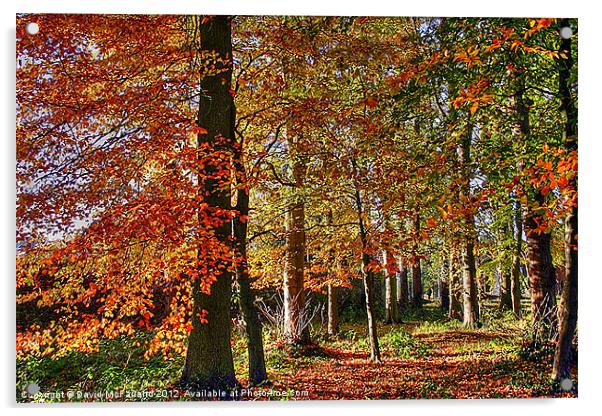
16 15 577 390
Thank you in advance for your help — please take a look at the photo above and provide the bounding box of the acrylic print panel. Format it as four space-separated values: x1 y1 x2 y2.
16 14 578 402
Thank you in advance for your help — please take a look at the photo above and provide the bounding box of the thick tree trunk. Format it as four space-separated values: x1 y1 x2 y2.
281 55 310 346
462 238 479 327
354 185 381 362
383 250 400 323
553 207 578 381
283 199 310 344
511 200 523 319
327 284 339 336
181 15 237 391
233 183 268 385
283 148 310 345
524 212 557 340
448 241 463 320
459 126 479 328
512 69 557 340
397 258 409 316
553 19 578 382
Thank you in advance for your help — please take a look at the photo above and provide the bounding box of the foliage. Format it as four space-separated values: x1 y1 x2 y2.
16 14 577 398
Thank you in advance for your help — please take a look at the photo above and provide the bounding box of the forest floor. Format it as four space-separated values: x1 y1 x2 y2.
17 302 577 402
256 324 575 399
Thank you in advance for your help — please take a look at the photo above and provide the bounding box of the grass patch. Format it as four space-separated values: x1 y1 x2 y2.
453 337 520 355
17 332 183 402
379 327 431 359
412 319 463 334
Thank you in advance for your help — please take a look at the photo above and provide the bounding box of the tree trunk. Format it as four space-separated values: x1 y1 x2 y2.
512 69 557 340
553 19 578 382
354 185 381 362
448 240 463 320
327 284 339 336
499 261 513 311
412 261 422 308
440 257 450 312
283 198 310 344
281 55 310 346
181 15 237 391
383 250 400 323
462 238 479 327
397 258 409 316
411 213 423 308
282 145 310 345
511 200 523 319
325 210 339 337
459 126 479 328
524 213 557 340
233 180 268 385
440 280 450 312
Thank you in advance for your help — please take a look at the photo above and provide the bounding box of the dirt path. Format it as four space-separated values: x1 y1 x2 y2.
264 326 576 400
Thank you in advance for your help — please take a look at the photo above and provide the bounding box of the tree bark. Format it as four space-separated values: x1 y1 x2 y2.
461 238 479 327
459 126 479 328
327 284 339 336
412 261 422 308
448 240 463 320
553 19 578 382
233 177 268 385
397 258 409 316
383 250 400 323
440 256 450 312
281 55 310 346
283 196 310 344
512 69 557 340
325 210 340 337
411 213 423 308
282 140 310 345
511 200 523 319
499 261 513 311
524 212 557 340
181 15 237 391
353 184 381 362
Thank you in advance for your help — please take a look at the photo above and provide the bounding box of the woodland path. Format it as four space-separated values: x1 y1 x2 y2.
258 321 576 400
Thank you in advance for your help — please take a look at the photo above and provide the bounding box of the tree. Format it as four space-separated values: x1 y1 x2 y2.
16 14 241 391
459 125 480 327
179 15 239 390
383 249 400 324
510 201 524 318
516 78 558 340
448 239 464 320
354 178 381 362
232 146 268 385
410 213 424 309
439 253 450 312
397 259 410 316
552 18 578 383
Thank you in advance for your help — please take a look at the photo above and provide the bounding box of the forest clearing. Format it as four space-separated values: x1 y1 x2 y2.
16 15 577 402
